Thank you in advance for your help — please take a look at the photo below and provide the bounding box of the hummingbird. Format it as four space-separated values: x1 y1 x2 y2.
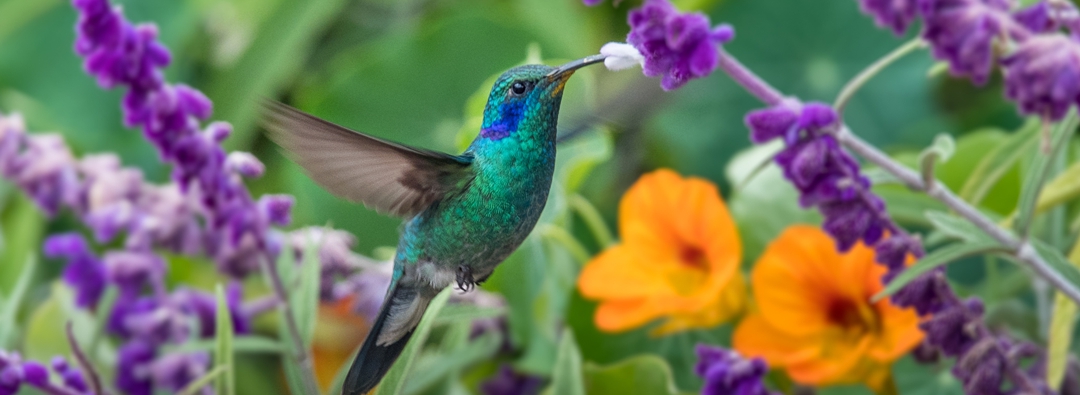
263 55 606 395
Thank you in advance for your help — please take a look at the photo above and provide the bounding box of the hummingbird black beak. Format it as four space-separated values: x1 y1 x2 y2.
546 54 607 81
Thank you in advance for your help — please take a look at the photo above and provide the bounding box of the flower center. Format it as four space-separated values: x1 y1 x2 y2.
679 245 708 270
826 297 879 335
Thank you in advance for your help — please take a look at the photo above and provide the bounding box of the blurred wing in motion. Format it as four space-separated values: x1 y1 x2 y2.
262 101 474 218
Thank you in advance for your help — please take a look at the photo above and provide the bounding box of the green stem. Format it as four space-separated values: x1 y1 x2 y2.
539 224 592 264
833 39 924 113
569 194 616 248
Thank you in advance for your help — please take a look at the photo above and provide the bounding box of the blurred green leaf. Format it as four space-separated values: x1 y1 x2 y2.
0 254 36 349
1031 158 1080 215
545 329 584 395
404 329 502 394
432 304 505 326
958 121 1038 206
875 241 1004 300
1015 112 1077 236
172 335 286 355
375 287 452 395
293 236 322 347
918 133 955 186
210 0 349 151
924 211 995 243
0 195 44 294
1030 240 1080 311
0 0 61 50
581 355 686 395
215 284 236 395
178 366 227 395
1048 291 1075 390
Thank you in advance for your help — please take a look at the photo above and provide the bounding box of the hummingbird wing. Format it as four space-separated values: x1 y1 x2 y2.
262 101 474 218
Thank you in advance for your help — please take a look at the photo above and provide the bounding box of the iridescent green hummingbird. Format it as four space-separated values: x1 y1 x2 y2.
263 55 605 395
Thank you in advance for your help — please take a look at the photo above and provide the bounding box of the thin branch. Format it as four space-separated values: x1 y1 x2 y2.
833 39 925 113
833 126 1080 305
258 253 320 395
65 321 105 395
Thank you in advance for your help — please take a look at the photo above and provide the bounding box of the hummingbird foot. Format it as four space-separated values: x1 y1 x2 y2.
456 265 477 292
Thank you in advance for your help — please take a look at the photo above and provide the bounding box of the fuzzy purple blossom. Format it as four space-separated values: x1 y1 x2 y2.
480 365 544 395
44 234 106 308
859 0 919 35
625 0 733 90
0 352 89 395
920 0 1012 85
1002 34 1080 120
694 345 777 395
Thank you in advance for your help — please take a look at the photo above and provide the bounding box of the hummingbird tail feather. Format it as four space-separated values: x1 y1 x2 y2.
342 283 433 395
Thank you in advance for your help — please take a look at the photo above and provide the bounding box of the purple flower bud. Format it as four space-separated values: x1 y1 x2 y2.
1014 1 1056 33
480 365 545 395
626 0 732 90
104 250 165 298
745 105 799 143
1001 35 1080 121
891 269 950 315
874 234 922 270
45 234 107 308
172 283 251 337
49 356 68 373
695 344 777 395
259 195 293 226
116 340 155 395
858 0 919 35
920 0 1010 85
226 152 265 178
149 352 209 392
19 362 47 386
920 298 984 355
61 368 88 392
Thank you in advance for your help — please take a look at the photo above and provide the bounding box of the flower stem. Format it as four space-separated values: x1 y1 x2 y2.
716 48 786 106
258 253 320 395
833 39 925 114
539 224 592 264
65 321 106 395
569 194 615 248
832 125 1080 305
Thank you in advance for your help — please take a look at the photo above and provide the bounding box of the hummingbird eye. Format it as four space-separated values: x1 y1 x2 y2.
510 81 529 96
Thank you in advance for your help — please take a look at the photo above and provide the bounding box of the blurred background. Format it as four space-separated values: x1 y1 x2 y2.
0 0 1039 394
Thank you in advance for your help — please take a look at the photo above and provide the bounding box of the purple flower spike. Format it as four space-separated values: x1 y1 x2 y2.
1014 1 1057 33
116 340 155 395
104 250 165 298
480 365 545 395
919 0 1011 85
695 345 778 395
149 352 209 392
626 0 733 90
45 233 107 308
858 0 919 35
0 352 90 395
1002 35 1080 120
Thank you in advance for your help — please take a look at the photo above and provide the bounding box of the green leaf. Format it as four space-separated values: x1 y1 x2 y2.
214 284 236 395
582 355 685 395
875 241 1004 300
545 329 585 395
374 288 452 395
432 304 505 326
0 195 44 295
210 0 350 152
292 235 322 348
1032 159 1080 214
958 121 1039 205
1047 292 1075 389
918 133 956 185
404 329 503 394
170 335 286 355
177 366 227 395
1030 239 1080 307
924 211 996 243
0 254 36 348
1015 111 1078 236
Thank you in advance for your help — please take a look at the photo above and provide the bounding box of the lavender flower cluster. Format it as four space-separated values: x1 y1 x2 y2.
1 352 89 395
695 345 777 395
862 0 1080 121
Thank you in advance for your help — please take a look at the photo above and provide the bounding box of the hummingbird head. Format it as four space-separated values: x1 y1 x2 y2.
479 55 605 141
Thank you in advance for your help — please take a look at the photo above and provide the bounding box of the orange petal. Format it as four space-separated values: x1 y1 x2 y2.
867 299 923 362
594 298 668 333
578 245 680 300
733 312 820 367
751 227 836 335
785 333 874 386
651 272 748 335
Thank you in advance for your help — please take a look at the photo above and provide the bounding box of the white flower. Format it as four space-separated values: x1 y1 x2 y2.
600 42 644 71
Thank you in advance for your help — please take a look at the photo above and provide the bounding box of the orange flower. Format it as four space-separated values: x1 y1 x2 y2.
733 226 923 392
577 169 746 335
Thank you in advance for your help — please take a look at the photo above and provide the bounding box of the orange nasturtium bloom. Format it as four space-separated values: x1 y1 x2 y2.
733 226 922 392
577 169 746 335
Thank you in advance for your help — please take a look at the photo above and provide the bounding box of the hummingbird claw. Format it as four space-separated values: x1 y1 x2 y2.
456 265 476 292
